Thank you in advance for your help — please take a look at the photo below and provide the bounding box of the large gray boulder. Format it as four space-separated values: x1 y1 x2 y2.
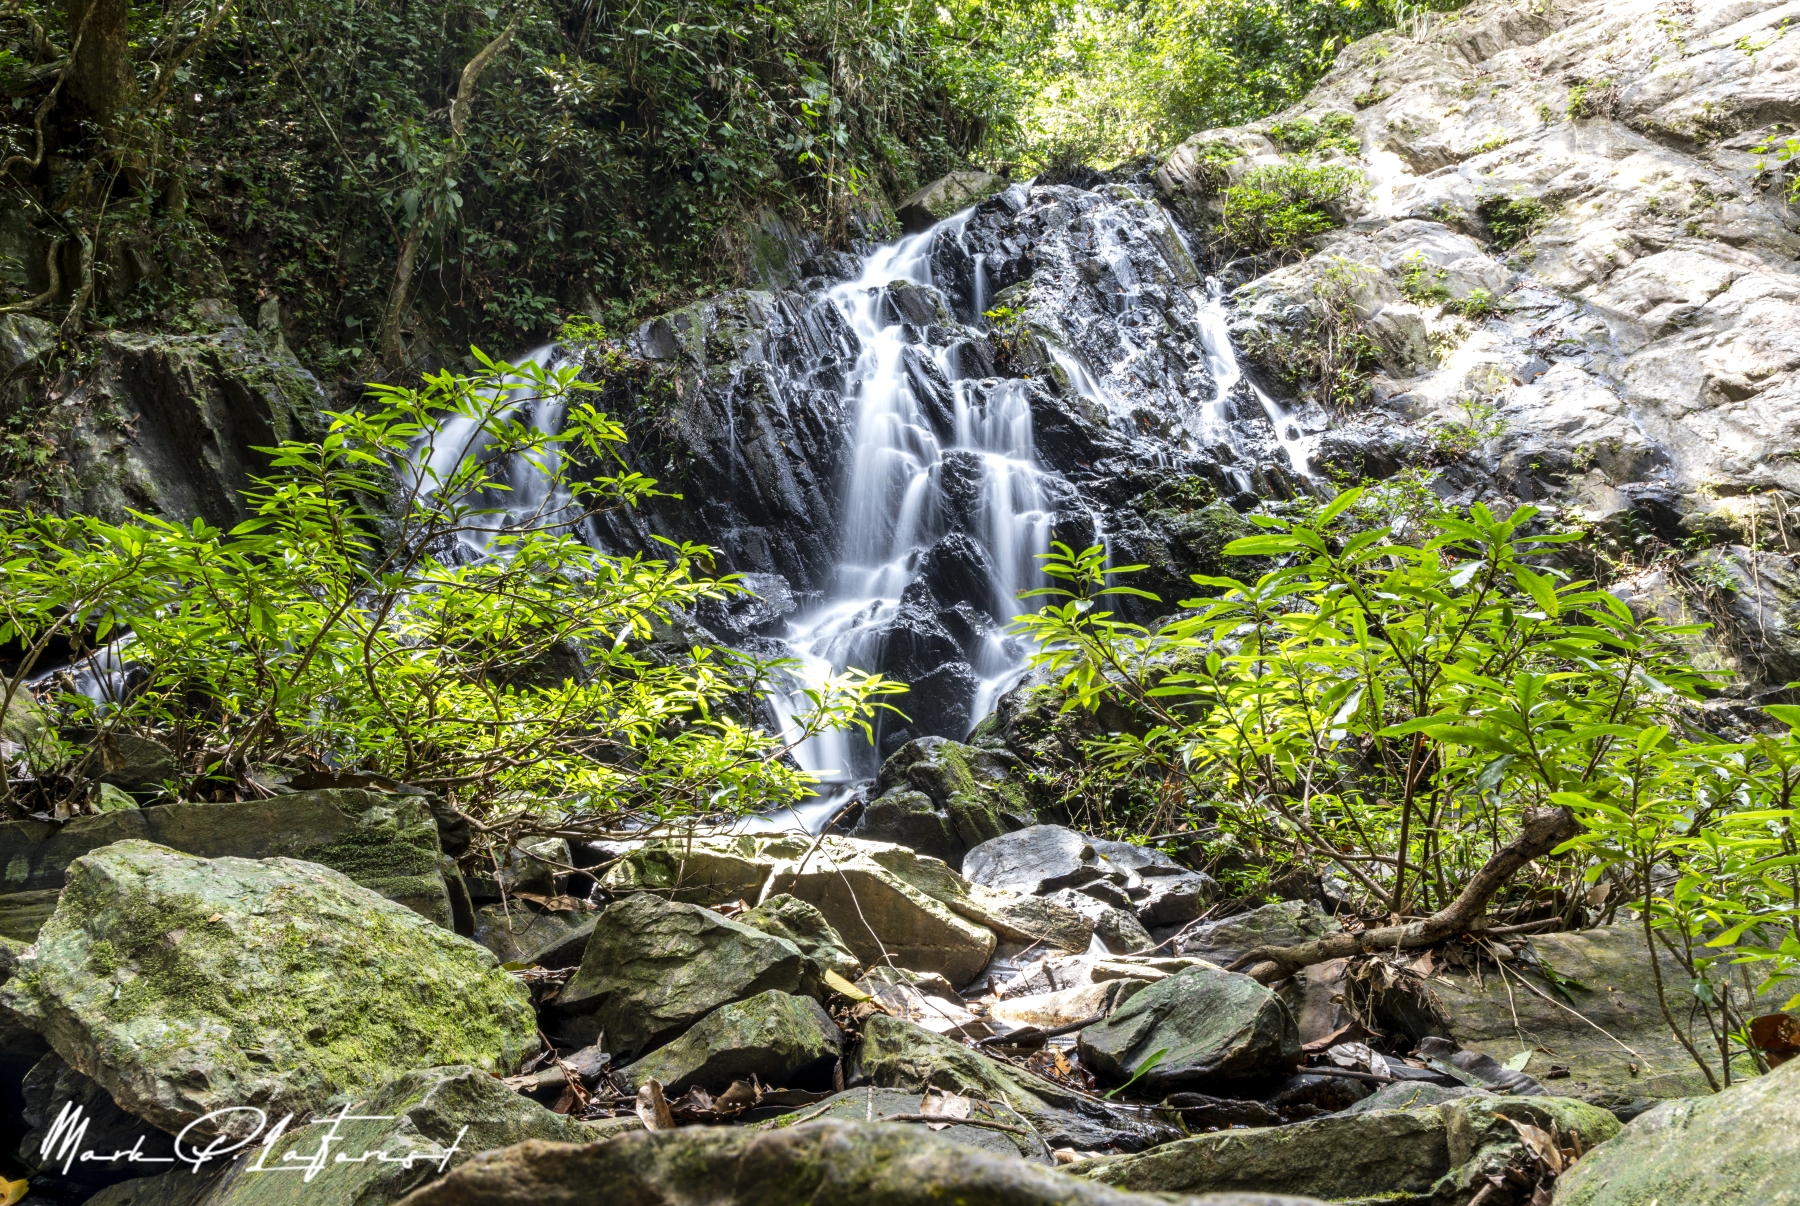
765 839 997 987
1386 924 1734 1110
552 892 813 1057
1044 888 1154 953
599 835 772 906
387 1119 1316 1206
620 989 841 1094
0 789 460 940
964 826 1119 896
1091 840 1216 927
1077 965 1300 1089
1555 1057 1800 1206
0 840 536 1138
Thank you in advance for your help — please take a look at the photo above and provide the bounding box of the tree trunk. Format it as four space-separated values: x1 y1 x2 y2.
64 0 136 128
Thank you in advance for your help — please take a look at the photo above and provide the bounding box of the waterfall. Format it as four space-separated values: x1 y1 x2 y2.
765 212 1054 784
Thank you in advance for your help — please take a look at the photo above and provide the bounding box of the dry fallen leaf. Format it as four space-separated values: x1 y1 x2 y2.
636 1078 675 1131
1499 1115 1563 1174
918 1091 972 1131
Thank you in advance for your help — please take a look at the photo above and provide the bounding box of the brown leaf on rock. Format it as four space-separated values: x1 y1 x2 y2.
1749 1012 1800 1066
636 1078 675 1131
918 1090 972 1131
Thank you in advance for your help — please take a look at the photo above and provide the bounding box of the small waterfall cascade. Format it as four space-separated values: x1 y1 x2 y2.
406 345 584 560
764 213 1056 785
1192 279 1313 478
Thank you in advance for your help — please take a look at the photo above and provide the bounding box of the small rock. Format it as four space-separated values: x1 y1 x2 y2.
1338 1080 1485 1115
1077 965 1300 1089
990 979 1146 1030
852 1014 1174 1151
739 893 861 979
0 840 536 1138
896 171 1010 233
620 989 840 1094
552 892 812 1058
1044 888 1154 953
474 903 594 967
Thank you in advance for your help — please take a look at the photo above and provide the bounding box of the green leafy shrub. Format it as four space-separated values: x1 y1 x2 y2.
0 353 902 833
1478 194 1546 250
1268 112 1361 156
1014 492 1800 1084
1447 287 1500 318
1397 251 1451 304
1220 158 1367 253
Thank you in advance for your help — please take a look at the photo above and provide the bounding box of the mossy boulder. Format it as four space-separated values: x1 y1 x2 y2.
620 989 841 1094
764 838 997 987
851 1014 1174 1152
1554 1057 1799 1206
553 892 813 1058
0 840 536 1137
1078 1106 1455 1200
739 894 861 979
1075 1094 1617 1202
1077 964 1301 1090
854 737 1032 870
389 1120 1296 1206
0 789 459 940
772 1087 1044 1163
93 1065 580 1206
599 834 772 906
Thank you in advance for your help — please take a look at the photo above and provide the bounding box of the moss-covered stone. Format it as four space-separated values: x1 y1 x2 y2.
553 892 812 1059
599 834 772 905
620 989 840 1094
850 1014 1172 1152
0 789 455 939
764 839 997 987
1077 1107 1453 1200
855 737 1031 870
0 840 536 1137
895 171 1009 232
772 1087 1043 1163
739 894 861 979
392 1120 1267 1206
1554 1058 1800 1206
1077 964 1301 1090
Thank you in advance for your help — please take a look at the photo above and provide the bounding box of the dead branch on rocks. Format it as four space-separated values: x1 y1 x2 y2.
1226 806 1581 984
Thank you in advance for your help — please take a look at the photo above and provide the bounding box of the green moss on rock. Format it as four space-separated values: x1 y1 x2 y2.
0 840 536 1137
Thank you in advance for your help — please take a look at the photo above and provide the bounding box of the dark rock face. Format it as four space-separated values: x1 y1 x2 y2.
589 177 1314 750
1076 965 1302 1089
620 989 842 1094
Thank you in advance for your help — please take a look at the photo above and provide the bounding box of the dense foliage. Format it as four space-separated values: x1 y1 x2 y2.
1015 485 1799 1085
0 354 901 837
0 0 1467 382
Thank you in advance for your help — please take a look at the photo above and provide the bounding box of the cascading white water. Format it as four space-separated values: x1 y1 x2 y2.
1192 279 1313 479
764 212 1054 784
408 345 582 559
